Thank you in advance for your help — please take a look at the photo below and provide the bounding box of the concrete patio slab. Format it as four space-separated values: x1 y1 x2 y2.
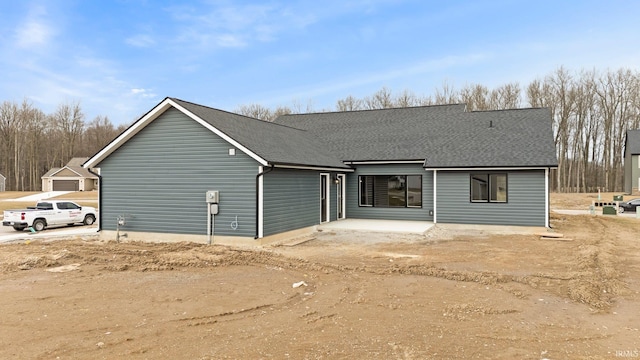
318 219 434 234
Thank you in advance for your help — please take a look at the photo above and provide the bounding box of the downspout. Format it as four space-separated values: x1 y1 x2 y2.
545 167 550 228
433 169 437 224
87 168 102 232
255 165 275 239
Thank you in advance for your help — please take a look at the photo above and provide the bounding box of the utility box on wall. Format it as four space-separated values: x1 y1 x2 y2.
206 191 219 203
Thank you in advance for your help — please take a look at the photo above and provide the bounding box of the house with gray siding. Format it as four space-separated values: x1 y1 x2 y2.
624 130 640 195
84 97 557 244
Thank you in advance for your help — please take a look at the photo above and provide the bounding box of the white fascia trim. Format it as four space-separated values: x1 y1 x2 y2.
50 166 83 177
337 174 346 220
273 164 355 172
346 160 425 165
84 100 173 168
320 173 330 223
48 176 85 181
258 166 264 238
84 98 269 168
423 167 554 171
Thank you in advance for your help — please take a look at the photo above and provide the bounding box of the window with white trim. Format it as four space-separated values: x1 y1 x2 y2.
470 173 507 203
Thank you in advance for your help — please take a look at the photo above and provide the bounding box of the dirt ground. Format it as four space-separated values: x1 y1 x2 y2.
551 192 633 210
1 199 640 359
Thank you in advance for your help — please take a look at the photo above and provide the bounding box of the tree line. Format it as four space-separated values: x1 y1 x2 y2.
0 100 127 191
2 66 638 192
236 67 640 193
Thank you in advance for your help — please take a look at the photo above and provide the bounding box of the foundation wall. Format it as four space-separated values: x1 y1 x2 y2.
99 225 317 247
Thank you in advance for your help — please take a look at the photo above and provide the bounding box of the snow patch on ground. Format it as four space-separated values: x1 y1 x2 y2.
10 191 72 201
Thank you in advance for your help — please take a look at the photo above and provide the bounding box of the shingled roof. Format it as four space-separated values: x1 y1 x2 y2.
42 157 97 178
85 98 557 170
170 98 349 169
275 105 558 168
625 129 640 155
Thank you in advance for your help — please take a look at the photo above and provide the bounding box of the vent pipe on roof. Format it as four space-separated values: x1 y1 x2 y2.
489 120 494 128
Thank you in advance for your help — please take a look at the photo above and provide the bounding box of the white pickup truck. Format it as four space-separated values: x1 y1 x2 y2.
2 200 97 231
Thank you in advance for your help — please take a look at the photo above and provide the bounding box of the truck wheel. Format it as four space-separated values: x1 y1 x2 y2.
83 214 96 225
32 219 46 232
13 226 26 231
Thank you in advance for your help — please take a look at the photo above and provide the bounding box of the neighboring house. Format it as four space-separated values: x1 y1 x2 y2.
84 97 558 244
42 157 98 192
624 129 640 195
0 173 5 192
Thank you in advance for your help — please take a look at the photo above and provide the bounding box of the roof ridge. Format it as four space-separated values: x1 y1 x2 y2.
170 97 310 132
278 103 467 117
469 107 548 113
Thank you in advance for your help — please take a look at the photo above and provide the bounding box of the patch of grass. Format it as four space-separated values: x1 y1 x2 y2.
50 191 98 201
0 201 37 214
550 192 630 210
0 192 39 200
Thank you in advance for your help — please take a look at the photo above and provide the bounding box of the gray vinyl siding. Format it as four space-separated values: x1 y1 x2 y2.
263 168 320 236
346 164 433 221
626 155 639 193
634 156 640 193
624 151 631 193
436 170 546 226
99 107 258 237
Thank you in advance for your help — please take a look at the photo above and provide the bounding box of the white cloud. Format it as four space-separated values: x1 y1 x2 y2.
215 34 246 48
14 20 51 47
164 2 316 51
126 34 156 48
130 88 156 98
13 4 55 48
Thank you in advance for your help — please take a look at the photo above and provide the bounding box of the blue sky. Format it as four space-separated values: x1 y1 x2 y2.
1 0 639 125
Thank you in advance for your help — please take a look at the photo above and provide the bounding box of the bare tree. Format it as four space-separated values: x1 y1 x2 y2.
336 95 364 111
394 89 420 107
272 106 293 118
290 99 315 114
364 87 394 109
489 82 521 110
82 115 123 156
433 80 458 105
20 101 47 190
459 83 490 111
0 101 20 190
52 102 85 164
234 103 275 121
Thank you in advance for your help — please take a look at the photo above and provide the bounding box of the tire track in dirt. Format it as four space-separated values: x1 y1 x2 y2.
1 227 628 311
564 216 626 309
175 302 281 327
